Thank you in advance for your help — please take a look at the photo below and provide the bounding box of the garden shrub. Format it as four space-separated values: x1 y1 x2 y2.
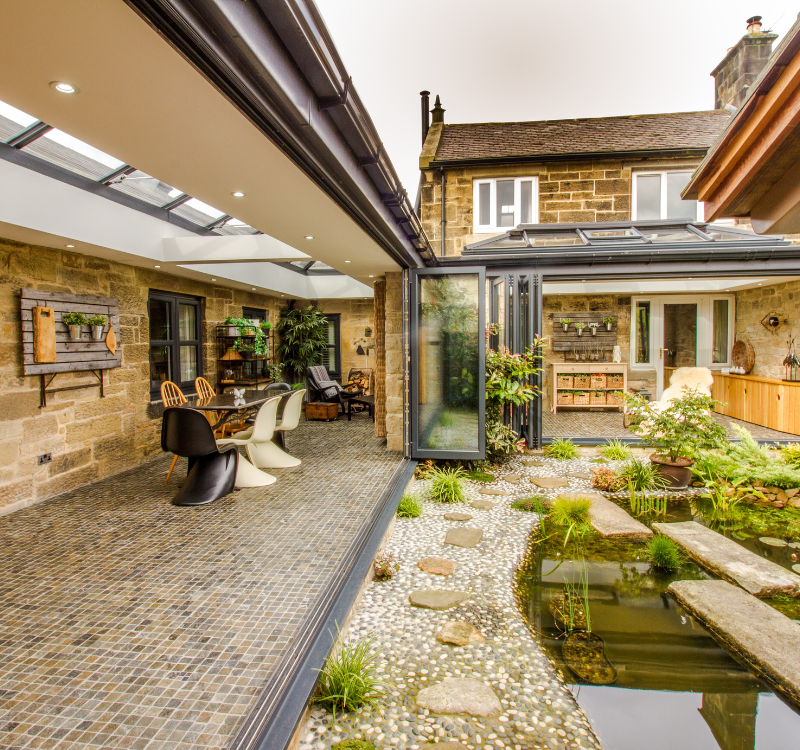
781 443 800 468
466 469 495 483
373 552 400 581
618 459 667 491
396 493 422 518
592 467 625 492
600 438 632 461
648 536 682 572
544 438 579 460
511 496 548 513
550 495 592 527
427 466 467 503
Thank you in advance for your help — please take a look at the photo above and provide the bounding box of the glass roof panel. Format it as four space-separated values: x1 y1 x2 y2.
23 128 124 179
290 260 311 268
108 170 181 207
524 230 584 248
171 198 226 225
638 226 705 243
702 226 758 242
214 219 259 236
0 99 36 141
309 261 334 271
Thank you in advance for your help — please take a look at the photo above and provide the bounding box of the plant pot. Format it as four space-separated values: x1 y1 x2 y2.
239 350 254 361
606 323 612 331
650 455 694 489
577 329 583 337
562 324 569 332
91 325 104 341
590 328 597 336
67 324 83 340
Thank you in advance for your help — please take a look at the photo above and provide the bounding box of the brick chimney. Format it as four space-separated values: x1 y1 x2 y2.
712 16 778 109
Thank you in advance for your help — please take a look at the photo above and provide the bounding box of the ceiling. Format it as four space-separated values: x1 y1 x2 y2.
0 0 400 295
544 276 800 295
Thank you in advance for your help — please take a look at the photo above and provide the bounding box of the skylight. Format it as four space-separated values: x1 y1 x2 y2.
108 170 183 207
0 100 36 140
22 128 124 180
172 198 226 225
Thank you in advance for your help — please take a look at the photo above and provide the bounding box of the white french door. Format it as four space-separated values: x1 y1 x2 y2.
630 295 735 398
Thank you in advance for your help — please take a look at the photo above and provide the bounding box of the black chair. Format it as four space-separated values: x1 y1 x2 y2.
161 407 239 506
305 366 344 404
262 382 292 420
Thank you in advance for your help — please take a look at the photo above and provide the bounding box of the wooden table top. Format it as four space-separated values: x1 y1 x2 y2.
185 390 276 411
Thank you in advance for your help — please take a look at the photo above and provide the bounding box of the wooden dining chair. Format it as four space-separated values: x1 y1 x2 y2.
160 380 186 483
194 377 228 439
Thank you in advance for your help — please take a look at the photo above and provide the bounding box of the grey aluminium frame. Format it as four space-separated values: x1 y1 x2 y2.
409 266 486 461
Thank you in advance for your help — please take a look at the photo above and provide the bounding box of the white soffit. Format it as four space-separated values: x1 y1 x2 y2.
162 236 309 264
0 0 400 282
543 277 799 295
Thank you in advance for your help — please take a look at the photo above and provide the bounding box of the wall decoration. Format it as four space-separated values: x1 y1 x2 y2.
760 311 787 332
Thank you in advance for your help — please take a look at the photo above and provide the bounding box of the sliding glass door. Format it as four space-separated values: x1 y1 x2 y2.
410 268 485 460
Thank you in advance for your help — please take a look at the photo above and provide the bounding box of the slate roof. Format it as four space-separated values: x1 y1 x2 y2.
432 111 731 163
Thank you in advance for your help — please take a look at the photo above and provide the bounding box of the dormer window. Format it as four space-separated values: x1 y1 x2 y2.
473 177 538 232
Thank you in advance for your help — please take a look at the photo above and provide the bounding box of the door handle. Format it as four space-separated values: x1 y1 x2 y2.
659 347 669 360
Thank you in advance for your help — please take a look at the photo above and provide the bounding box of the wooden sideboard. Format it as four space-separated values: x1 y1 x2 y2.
712 372 800 435
550 363 628 413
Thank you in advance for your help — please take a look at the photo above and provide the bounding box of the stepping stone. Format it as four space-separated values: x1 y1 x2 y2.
654 521 800 597
522 459 546 467
529 477 570 489
445 527 483 548
418 557 456 576
669 580 800 708
436 620 485 646
480 488 510 496
416 678 502 717
585 492 652 540
470 499 495 511
409 590 470 610
566 472 592 480
502 473 524 483
444 512 473 522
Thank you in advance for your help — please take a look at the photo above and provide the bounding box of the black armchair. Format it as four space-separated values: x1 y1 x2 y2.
161 406 239 506
305 366 343 404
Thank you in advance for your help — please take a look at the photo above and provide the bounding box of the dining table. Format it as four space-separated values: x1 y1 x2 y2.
184 389 273 432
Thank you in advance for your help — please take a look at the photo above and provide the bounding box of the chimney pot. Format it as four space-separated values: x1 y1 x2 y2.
746 15 763 34
431 95 445 125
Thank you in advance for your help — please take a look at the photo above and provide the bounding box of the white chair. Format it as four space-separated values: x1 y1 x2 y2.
216 395 282 487
237 389 306 469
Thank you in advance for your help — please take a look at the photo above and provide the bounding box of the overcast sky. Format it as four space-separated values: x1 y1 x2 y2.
315 1 799 199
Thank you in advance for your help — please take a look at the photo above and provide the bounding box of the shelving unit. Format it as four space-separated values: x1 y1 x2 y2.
550 363 628 413
216 324 275 391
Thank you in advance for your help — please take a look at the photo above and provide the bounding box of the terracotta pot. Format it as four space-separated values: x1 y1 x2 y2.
650 455 694 489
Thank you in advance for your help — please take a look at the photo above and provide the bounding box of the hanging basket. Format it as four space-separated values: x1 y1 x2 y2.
731 340 755 374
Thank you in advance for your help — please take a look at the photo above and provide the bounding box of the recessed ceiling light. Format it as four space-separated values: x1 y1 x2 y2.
50 81 79 94
281 294 285 297
368 275 374 278
345 260 351 263
758 283 762 285
211 278 216 281
232 191 245 197
251 287 256 291
305 235 314 240
65 244 74 248
154 265 160 268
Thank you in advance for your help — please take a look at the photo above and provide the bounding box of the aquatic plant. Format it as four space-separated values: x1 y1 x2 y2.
373 552 400 581
545 438 580 460
315 630 387 715
628 482 668 516
618 459 668 491
332 741 376 750
647 535 682 572
396 493 422 518
697 473 764 516
550 495 592 544
512 496 548 513
600 439 632 461
427 466 467 503
592 467 625 492
556 561 592 633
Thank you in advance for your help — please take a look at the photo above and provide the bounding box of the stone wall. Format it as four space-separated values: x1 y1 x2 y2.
419 157 698 257
0 236 287 515
734 279 800 379
384 272 404 452
317 298 376 387
541 292 656 409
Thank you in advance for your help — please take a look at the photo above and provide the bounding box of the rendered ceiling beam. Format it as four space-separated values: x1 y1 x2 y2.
182 262 373 299
162 236 310 264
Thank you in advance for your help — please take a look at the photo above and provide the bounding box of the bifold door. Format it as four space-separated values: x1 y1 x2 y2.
410 268 485 460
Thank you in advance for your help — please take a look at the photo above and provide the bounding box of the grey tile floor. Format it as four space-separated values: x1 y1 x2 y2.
0 414 400 750
543 409 800 441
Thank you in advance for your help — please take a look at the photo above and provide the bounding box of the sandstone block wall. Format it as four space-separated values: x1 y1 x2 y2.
384 272 404 452
0 236 287 515
317 298 376 385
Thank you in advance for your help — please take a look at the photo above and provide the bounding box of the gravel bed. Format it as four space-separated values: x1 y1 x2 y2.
298 453 618 750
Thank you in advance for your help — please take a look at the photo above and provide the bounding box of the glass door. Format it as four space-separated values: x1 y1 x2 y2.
410 268 485 460
660 303 698 393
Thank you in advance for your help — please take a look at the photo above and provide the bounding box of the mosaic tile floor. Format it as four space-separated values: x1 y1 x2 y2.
543 409 800 441
0 414 401 750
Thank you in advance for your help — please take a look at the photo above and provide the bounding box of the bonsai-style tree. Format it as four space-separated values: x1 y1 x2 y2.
276 306 330 382
625 390 727 463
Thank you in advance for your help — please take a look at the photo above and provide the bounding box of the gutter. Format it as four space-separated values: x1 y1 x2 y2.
124 0 431 270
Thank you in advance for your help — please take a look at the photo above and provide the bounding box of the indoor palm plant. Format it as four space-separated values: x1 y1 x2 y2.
276 306 329 382
625 390 727 488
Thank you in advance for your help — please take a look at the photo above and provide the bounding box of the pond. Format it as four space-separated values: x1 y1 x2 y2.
516 519 800 750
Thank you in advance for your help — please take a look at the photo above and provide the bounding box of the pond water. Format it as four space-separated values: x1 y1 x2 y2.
516 523 800 750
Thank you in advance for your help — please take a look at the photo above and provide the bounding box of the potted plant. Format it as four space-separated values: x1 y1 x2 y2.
62 311 87 340
88 313 107 341
223 316 257 337
624 390 727 489
235 341 255 360
574 322 586 337
259 320 272 333
603 316 614 331
560 318 571 332
588 322 599 337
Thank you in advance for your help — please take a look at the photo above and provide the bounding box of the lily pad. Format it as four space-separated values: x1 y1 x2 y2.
759 537 788 547
562 631 617 686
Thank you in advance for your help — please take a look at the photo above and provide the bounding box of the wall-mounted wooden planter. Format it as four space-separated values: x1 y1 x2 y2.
550 312 618 352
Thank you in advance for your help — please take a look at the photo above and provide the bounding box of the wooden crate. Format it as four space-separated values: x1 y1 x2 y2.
591 374 607 389
574 392 590 405
608 374 624 388
557 374 574 388
306 402 338 421
574 374 591 388
557 391 574 405
591 391 607 405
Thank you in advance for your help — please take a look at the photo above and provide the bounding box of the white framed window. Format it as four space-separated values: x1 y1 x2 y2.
632 171 701 221
473 177 538 232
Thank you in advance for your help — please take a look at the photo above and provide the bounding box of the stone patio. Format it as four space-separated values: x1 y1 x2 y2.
544 410 800 441
0 414 400 750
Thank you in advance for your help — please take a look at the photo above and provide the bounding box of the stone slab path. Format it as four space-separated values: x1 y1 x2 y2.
530 477 570 489
584 491 653 540
444 512 473 522
669 580 800 708
409 590 471 610
654 521 800 597
470 499 495 510
445 528 483 548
